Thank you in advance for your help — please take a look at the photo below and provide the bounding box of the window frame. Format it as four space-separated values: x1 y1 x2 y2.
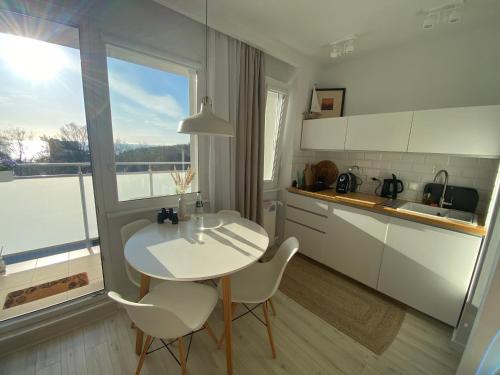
0 11 111 334
103 40 200 210
264 78 289 191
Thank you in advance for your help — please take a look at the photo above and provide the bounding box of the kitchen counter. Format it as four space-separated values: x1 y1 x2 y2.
287 187 487 237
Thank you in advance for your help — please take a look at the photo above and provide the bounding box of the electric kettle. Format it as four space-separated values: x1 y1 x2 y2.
381 174 404 199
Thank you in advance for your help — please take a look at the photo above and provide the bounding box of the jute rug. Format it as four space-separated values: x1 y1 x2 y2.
3 272 89 309
279 255 405 355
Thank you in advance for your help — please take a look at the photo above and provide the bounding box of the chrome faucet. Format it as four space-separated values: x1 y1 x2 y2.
433 169 452 208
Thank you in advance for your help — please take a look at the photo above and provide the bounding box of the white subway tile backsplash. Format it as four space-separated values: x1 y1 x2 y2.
381 152 403 161
478 158 499 169
412 164 436 174
390 161 413 171
371 160 392 169
365 152 383 161
401 154 426 163
425 155 450 165
355 160 372 168
449 156 478 167
306 151 499 215
348 152 365 160
408 182 424 191
289 149 499 216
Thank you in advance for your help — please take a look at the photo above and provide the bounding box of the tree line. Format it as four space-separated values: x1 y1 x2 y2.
0 123 190 176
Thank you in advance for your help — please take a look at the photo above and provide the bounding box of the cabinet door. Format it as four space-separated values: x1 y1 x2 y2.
325 204 388 288
345 112 413 152
287 192 329 216
301 117 347 150
285 219 325 263
408 105 500 156
378 218 481 326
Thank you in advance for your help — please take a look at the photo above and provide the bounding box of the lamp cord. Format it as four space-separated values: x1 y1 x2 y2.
205 0 208 99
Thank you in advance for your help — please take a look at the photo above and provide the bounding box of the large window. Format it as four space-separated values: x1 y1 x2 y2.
263 88 288 185
0 16 103 321
106 46 196 202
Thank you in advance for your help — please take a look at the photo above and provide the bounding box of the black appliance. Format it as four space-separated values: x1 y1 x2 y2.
305 175 329 192
336 172 358 194
381 174 404 199
423 183 479 212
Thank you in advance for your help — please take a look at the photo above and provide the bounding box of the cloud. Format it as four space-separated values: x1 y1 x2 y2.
108 72 184 120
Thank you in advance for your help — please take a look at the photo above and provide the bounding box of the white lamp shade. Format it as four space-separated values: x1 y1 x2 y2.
178 96 234 137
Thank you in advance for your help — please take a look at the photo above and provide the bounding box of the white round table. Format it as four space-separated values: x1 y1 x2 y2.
125 213 269 374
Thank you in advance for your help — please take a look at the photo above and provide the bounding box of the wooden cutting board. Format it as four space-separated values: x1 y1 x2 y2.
315 160 338 186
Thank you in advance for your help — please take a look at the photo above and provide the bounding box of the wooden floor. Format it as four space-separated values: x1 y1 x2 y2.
0 290 461 375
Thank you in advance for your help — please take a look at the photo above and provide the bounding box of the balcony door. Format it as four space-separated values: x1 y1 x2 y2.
0 13 103 321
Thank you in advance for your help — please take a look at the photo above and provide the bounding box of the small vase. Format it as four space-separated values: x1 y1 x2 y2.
178 195 189 221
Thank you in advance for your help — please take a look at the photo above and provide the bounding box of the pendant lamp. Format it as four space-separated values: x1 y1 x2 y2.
178 0 234 137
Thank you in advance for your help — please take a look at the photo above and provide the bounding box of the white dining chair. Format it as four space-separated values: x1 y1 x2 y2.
108 282 219 375
217 237 299 358
217 209 241 217
121 219 155 289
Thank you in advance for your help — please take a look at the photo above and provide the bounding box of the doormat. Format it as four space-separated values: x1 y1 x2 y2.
3 272 89 309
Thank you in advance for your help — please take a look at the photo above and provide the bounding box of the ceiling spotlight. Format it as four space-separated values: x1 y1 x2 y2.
344 39 355 54
329 35 357 59
330 46 340 58
448 6 461 23
423 13 436 29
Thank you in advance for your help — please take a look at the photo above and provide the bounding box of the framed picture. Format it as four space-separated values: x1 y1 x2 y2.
310 88 346 118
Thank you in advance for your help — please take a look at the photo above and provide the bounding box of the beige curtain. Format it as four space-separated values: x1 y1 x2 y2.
235 44 266 224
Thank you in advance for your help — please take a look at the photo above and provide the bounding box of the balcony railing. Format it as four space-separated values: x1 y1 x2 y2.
1 161 191 260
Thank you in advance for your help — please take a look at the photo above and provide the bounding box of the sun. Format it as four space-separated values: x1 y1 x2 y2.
0 33 69 82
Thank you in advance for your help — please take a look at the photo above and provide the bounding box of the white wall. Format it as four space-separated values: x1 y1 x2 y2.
317 24 500 116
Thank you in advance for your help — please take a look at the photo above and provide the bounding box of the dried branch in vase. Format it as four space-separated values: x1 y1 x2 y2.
171 167 195 194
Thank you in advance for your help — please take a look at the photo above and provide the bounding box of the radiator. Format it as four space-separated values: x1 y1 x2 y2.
263 200 279 246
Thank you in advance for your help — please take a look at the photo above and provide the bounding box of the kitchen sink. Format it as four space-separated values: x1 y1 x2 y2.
396 202 477 225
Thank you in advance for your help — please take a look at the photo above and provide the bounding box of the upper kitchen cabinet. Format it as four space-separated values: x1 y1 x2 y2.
408 105 500 157
301 117 347 150
345 112 413 152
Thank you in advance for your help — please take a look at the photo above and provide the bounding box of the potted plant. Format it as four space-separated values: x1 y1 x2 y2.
0 157 15 183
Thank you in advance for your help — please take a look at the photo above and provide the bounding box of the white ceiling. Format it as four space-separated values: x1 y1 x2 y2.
153 0 500 64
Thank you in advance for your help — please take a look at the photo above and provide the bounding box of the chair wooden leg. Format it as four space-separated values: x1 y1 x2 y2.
135 275 151 355
217 303 237 349
135 335 153 375
268 298 276 316
178 337 187 375
204 322 218 344
262 301 276 359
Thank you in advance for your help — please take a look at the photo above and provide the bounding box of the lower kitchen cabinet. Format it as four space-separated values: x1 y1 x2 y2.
325 204 389 289
378 217 482 326
284 219 325 263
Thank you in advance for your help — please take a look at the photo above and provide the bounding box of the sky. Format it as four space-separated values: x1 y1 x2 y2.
0 32 190 159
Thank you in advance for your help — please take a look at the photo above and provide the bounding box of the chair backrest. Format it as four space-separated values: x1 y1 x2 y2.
218 209 241 217
121 219 152 287
108 291 191 339
260 237 299 300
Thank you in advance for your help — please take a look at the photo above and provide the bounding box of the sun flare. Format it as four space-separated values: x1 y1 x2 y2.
0 33 69 82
